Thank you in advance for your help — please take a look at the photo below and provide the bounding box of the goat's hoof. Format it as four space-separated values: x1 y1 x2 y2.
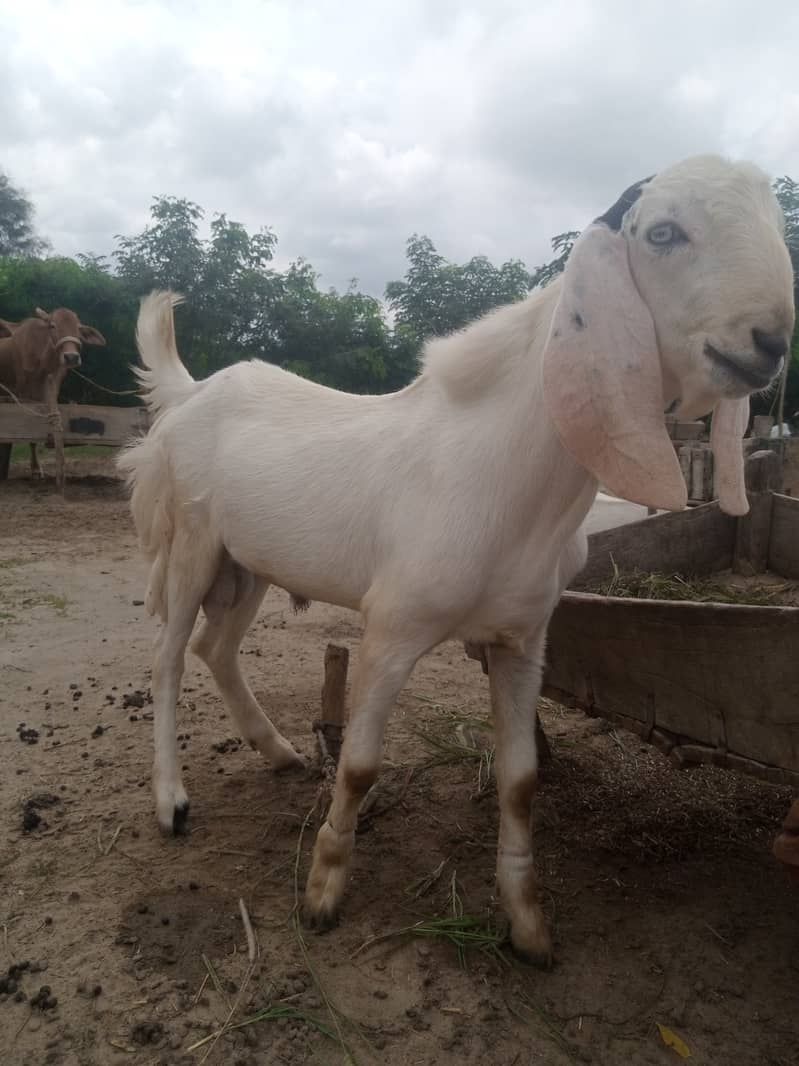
172 801 190 835
509 920 553 970
301 901 340 934
510 941 554 970
156 797 190 836
272 748 306 774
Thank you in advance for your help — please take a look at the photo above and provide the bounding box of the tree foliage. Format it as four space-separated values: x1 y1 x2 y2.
385 234 533 344
529 230 579 290
773 176 799 418
0 171 48 257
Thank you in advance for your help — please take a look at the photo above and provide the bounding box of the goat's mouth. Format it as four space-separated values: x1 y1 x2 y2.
703 342 777 391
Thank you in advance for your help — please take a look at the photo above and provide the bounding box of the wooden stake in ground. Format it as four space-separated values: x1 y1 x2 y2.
315 643 349 762
312 644 350 820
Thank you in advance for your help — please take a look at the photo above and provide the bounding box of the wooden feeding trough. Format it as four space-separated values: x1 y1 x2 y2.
541 452 799 873
545 449 799 784
543 452 799 784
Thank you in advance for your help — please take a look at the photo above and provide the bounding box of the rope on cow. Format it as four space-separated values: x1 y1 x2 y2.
0 381 53 419
68 368 141 397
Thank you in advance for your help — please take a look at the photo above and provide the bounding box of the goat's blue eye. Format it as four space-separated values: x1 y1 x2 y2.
647 223 684 246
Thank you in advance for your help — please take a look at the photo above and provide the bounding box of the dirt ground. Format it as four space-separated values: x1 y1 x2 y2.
1 454 797 1066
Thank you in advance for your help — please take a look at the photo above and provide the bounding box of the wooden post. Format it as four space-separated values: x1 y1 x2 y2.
0 443 11 482
314 643 349 766
50 410 66 496
678 446 691 491
312 644 350 823
733 450 781 575
744 448 782 493
752 415 774 439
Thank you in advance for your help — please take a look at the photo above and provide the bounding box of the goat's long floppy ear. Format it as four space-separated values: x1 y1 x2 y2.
542 182 687 511
710 398 750 515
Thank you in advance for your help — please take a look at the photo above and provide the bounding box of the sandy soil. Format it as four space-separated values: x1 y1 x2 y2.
1 456 797 1066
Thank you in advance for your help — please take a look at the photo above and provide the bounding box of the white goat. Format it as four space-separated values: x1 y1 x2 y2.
119 155 794 964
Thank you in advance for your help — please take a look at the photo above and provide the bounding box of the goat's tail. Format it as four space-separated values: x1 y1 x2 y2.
134 291 197 414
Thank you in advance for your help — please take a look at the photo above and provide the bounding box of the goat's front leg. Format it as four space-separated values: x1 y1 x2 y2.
488 633 552 967
303 622 432 930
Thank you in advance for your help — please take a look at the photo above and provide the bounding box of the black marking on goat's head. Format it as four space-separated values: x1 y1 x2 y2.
572 312 585 330
595 175 654 232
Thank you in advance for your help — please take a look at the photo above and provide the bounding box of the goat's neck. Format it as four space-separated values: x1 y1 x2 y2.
423 283 598 544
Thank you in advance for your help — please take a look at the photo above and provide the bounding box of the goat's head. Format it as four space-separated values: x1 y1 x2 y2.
34 307 107 372
543 154 795 515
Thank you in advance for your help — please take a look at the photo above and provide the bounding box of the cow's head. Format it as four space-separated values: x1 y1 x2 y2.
35 307 106 372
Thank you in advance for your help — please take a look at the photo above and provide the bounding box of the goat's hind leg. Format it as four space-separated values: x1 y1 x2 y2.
151 530 219 836
191 562 303 771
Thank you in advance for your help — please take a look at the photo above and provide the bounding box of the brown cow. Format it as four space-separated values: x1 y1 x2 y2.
0 307 106 478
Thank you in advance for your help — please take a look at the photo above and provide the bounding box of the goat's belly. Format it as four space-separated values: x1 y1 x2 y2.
221 531 370 614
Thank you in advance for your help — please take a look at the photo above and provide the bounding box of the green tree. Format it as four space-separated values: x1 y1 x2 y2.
112 198 405 393
385 234 533 345
773 177 799 420
529 231 579 290
0 171 48 257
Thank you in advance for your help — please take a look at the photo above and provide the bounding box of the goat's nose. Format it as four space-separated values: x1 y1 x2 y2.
752 328 789 365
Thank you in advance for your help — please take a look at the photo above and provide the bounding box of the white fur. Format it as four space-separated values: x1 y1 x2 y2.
119 154 794 963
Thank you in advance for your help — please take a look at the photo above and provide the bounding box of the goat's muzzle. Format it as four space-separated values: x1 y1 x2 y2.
751 327 790 368
704 342 781 391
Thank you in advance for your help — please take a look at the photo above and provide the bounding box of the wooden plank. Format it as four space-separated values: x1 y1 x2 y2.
733 493 773 575
0 402 150 447
544 592 799 772
0 442 10 481
574 501 737 588
745 449 782 492
769 494 799 579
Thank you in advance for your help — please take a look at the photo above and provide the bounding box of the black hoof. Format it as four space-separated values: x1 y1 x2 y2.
172 801 190 836
301 903 340 934
510 942 554 970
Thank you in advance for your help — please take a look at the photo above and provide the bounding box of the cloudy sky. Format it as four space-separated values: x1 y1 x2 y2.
2 0 798 296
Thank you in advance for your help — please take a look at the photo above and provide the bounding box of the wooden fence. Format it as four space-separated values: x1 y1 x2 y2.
0 401 150 485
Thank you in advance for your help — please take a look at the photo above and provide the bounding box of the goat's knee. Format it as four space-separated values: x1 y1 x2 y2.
190 621 217 665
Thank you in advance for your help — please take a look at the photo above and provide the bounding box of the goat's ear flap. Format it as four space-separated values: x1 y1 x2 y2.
710 397 750 515
542 223 687 511
35 307 50 321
